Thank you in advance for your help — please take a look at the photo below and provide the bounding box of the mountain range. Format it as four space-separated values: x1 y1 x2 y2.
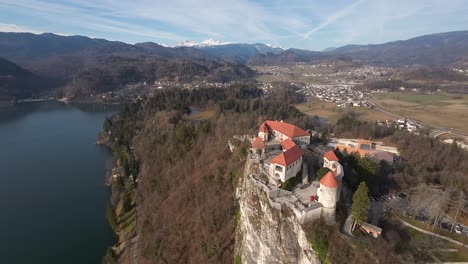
0 32 256 101
249 31 468 66
1 31 468 72
1 30 468 102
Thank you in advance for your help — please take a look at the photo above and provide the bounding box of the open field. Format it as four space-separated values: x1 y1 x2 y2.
373 92 468 133
188 109 216 120
295 97 394 123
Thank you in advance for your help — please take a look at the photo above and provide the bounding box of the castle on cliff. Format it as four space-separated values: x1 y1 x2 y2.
249 120 344 225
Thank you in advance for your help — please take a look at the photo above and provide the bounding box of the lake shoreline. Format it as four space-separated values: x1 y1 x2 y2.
98 129 138 263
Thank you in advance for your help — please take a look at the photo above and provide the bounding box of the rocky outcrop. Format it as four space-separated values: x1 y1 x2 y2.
235 168 320 264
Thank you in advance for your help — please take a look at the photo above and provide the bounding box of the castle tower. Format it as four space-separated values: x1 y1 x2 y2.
318 171 339 225
251 136 266 157
258 123 269 141
330 162 344 202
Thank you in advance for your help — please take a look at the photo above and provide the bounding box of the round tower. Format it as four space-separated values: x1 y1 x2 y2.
318 171 338 207
318 171 338 225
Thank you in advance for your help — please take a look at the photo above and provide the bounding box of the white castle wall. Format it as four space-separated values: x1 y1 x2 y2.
317 184 338 208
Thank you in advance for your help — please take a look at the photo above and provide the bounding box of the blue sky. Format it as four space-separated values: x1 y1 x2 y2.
0 0 467 50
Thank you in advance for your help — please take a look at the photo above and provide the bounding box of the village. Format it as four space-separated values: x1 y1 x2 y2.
88 80 232 104
299 83 371 107
254 63 391 80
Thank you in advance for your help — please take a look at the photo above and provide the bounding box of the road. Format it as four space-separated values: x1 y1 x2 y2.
368 100 468 139
342 214 355 237
397 217 468 248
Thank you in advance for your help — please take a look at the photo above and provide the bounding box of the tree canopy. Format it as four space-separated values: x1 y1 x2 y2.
351 181 370 224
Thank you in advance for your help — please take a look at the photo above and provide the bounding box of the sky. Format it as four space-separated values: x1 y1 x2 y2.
0 0 467 50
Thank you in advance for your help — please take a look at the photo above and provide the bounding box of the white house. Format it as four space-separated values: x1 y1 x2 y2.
269 144 304 182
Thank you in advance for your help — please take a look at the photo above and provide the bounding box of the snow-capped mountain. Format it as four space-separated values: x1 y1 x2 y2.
176 39 232 47
172 40 284 63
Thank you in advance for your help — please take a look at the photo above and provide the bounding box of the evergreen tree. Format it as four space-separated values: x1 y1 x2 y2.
316 167 330 181
351 181 369 224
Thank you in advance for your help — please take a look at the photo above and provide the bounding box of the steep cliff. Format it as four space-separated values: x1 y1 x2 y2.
235 167 320 264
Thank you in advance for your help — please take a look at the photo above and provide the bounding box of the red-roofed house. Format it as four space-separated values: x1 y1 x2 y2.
270 145 304 182
280 138 296 151
258 120 310 149
251 136 266 149
258 123 269 141
323 150 339 167
323 150 343 181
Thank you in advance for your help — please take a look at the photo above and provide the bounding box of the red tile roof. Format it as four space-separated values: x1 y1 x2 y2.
324 150 339 161
281 138 296 151
264 120 309 138
259 123 269 133
251 137 266 149
320 171 339 188
271 145 304 166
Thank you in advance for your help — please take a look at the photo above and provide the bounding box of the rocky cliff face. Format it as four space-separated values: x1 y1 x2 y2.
235 171 320 264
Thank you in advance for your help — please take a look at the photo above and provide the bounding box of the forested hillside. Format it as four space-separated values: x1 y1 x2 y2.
0 33 256 101
61 57 255 98
0 57 56 103
101 82 468 263
101 84 322 263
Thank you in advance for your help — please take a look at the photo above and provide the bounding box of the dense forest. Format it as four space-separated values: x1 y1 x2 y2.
102 84 323 263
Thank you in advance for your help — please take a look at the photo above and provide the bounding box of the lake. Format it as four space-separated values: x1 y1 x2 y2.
0 101 118 264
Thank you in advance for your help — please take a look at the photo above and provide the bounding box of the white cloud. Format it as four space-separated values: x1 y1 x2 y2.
302 0 365 39
1 0 311 45
0 0 466 50
0 23 42 34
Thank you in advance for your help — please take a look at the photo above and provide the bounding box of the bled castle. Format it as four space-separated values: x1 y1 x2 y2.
248 120 344 225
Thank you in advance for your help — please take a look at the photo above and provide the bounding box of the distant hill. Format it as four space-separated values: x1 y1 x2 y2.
247 48 336 65
191 43 283 64
397 67 468 82
249 31 468 66
330 31 468 66
62 57 255 98
0 57 55 102
0 33 255 100
0 33 222 79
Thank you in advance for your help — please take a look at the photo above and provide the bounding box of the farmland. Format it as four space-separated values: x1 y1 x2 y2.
295 97 394 123
373 93 468 133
